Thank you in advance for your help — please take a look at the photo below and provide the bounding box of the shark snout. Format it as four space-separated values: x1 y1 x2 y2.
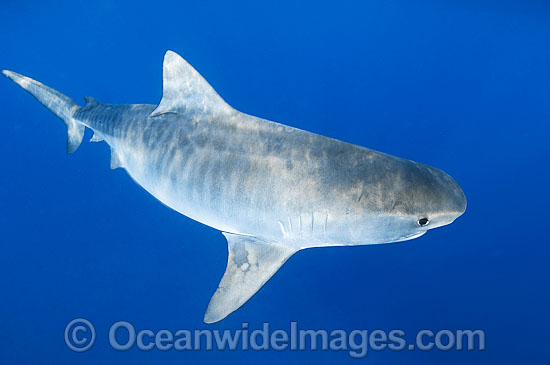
443 170 467 219
454 181 467 217
425 166 467 228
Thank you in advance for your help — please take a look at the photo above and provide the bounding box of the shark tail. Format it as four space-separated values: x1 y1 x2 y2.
2 70 84 153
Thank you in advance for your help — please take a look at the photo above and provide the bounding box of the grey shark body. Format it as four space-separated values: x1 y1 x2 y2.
3 51 466 323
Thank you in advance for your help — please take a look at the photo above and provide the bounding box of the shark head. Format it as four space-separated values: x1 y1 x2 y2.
380 161 467 243
411 164 466 228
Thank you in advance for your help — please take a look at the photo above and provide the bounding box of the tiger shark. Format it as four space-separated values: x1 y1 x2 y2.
2 51 466 323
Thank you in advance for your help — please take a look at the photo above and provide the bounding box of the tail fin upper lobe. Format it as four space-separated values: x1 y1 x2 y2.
2 70 84 153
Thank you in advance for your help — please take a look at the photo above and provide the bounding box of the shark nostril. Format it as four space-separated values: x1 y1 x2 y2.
418 217 429 226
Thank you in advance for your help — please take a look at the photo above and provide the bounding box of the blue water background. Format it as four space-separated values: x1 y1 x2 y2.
1 0 549 363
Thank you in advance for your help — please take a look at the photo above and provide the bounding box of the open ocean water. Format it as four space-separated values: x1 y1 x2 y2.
1 0 549 364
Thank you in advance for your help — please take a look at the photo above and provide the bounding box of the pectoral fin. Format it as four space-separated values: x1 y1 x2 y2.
204 233 297 324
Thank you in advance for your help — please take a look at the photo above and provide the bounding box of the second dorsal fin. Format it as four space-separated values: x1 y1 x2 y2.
84 96 98 108
151 51 232 118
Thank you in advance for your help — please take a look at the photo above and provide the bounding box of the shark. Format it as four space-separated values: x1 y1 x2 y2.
2 51 466 323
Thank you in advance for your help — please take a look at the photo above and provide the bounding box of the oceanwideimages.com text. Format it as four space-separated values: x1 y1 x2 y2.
65 318 486 358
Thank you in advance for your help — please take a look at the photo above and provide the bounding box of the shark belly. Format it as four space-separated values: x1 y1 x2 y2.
118 138 334 249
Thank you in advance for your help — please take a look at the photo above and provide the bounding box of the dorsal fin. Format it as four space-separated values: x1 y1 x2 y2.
151 51 232 118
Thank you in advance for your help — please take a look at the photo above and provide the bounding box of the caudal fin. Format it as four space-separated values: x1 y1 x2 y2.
2 70 84 153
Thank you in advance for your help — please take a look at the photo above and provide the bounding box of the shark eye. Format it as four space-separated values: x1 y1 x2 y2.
418 217 429 226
